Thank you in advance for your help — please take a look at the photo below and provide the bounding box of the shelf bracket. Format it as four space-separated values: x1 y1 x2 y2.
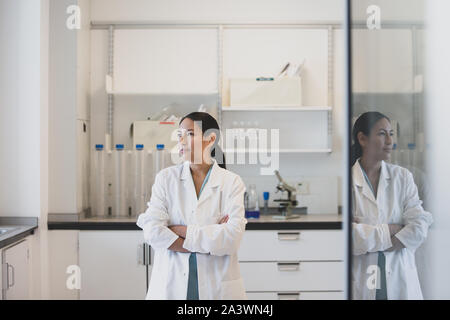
327 25 334 151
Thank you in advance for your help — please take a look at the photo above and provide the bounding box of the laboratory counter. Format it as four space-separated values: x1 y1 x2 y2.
0 217 39 249
47 209 342 231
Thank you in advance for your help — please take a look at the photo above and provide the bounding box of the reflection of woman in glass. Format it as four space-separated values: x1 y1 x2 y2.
351 112 433 300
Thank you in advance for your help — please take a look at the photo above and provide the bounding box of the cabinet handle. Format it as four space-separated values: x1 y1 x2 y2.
277 262 300 271
277 232 300 241
7 263 15 288
138 243 151 266
144 243 151 266
277 292 300 300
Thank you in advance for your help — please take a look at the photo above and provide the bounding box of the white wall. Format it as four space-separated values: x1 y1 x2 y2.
0 0 42 217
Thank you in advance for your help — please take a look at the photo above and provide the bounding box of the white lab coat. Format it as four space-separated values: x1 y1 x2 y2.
136 159 248 300
352 160 433 300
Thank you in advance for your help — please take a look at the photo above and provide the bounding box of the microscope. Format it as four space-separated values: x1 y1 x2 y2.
272 170 300 220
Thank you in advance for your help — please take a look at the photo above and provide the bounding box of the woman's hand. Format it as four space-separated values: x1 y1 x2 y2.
168 237 190 253
385 235 406 252
353 216 361 223
386 224 406 252
219 215 229 224
168 225 187 239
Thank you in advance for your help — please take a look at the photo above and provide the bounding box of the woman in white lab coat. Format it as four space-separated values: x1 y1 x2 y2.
136 112 248 300
351 111 433 300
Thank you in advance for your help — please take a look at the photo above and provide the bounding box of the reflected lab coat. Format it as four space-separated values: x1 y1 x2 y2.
352 160 433 300
136 159 248 300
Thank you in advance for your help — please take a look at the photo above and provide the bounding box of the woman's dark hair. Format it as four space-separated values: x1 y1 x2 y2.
351 111 390 166
179 112 226 169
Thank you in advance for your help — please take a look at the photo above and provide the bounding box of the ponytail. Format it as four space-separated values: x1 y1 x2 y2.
211 145 226 169
350 143 363 167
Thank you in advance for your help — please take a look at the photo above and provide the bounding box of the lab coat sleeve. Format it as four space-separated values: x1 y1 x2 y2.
394 170 433 251
182 176 247 256
136 171 179 250
352 222 393 255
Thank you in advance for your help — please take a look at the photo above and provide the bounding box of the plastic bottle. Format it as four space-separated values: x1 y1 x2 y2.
155 144 166 174
132 144 146 217
263 192 270 215
113 144 130 218
144 149 154 207
92 144 106 217
245 184 260 219
408 143 416 169
105 149 113 217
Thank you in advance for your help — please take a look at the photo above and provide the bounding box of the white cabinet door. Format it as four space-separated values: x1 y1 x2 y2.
79 231 149 300
2 239 30 300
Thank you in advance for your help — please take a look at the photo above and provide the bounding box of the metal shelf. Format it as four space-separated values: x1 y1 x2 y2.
224 148 332 153
222 106 332 111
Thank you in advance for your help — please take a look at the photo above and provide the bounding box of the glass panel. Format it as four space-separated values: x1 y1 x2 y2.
348 0 432 300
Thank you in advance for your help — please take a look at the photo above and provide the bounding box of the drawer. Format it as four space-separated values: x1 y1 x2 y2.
240 261 344 291
238 230 344 261
246 291 344 300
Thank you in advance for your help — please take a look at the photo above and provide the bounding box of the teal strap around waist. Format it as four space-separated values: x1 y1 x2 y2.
186 253 199 300
375 251 388 300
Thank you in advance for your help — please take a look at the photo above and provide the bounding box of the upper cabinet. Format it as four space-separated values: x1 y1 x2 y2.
111 29 218 94
352 29 414 93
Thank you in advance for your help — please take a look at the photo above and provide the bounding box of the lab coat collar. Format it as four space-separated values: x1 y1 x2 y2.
180 159 221 188
180 159 221 208
353 159 390 186
352 159 390 204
